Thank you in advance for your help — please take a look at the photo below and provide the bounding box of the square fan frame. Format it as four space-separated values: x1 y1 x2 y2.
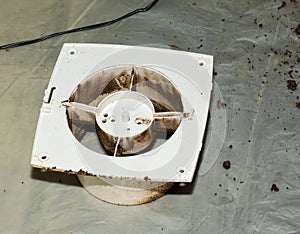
31 44 213 182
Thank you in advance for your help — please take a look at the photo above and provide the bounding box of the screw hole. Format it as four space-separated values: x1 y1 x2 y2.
135 119 143 125
178 168 186 174
198 60 206 67
102 119 107 123
68 49 77 56
38 153 49 162
103 113 108 117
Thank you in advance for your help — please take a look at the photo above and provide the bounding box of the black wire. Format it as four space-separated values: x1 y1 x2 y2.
0 0 159 50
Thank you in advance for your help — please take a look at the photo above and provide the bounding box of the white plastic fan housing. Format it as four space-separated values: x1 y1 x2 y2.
31 44 213 205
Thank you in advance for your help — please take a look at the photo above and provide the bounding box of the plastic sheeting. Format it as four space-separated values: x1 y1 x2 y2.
0 0 299 233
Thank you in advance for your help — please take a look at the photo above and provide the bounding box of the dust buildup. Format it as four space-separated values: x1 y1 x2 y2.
66 66 183 156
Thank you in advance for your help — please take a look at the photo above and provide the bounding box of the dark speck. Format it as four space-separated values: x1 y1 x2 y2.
196 44 203 49
294 23 300 35
223 160 231 170
229 145 233 149
283 50 292 57
287 80 297 91
277 1 287 10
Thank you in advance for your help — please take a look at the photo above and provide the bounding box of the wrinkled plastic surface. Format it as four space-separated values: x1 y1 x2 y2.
0 0 299 233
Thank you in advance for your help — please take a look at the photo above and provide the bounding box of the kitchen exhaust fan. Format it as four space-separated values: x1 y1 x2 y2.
31 44 213 205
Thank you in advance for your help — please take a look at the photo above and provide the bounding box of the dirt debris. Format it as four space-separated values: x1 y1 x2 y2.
223 160 231 170
287 80 297 91
217 100 227 109
271 184 279 192
278 1 287 10
295 23 300 35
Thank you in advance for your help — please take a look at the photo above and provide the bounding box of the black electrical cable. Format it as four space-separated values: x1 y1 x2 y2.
0 0 159 50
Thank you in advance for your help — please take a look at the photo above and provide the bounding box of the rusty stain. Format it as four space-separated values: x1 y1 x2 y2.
135 117 152 125
217 100 227 109
97 127 153 156
136 183 174 205
33 163 172 186
32 164 97 177
168 44 183 50
61 169 97 177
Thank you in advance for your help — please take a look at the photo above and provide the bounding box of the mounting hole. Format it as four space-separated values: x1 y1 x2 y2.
68 49 77 56
127 128 131 131
198 60 206 67
102 119 107 123
178 167 186 174
38 153 49 162
103 113 108 117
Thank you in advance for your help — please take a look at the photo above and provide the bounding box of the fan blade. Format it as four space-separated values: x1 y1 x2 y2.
62 101 97 114
153 112 184 119
153 111 193 132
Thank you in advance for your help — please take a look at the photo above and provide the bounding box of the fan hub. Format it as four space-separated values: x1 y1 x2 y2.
96 91 154 138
